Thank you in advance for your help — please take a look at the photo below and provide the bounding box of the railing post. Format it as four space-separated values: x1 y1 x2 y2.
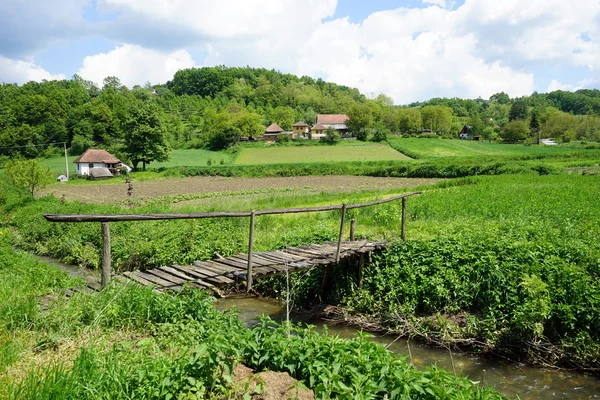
101 222 111 288
335 204 347 263
401 197 407 240
350 219 356 241
247 210 256 291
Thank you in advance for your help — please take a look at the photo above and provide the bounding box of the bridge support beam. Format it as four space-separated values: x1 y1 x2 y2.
101 222 111 288
246 211 256 291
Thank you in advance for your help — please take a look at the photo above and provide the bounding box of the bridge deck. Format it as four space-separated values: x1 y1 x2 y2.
119 240 384 292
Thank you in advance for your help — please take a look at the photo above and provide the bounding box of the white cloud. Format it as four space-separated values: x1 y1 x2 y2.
0 57 65 84
546 78 599 93
77 44 196 87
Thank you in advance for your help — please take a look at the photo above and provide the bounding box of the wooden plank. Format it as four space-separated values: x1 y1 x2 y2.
86 282 102 291
172 264 215 280
231 255 272 267
135 271 174 287
124 271 156 287
269 250 306 261
146 268 187 285
210 257 247 270
284 248 326 259
159 266 195 281
201 260 238 274
193 262 236 283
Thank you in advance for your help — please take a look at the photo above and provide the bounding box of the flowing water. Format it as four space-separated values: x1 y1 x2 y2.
216 295 600 400
39 255 599 399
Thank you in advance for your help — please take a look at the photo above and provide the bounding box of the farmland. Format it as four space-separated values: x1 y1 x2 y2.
387 136 596 159
235 142 409 165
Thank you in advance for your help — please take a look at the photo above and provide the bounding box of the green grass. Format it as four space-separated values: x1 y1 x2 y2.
149 149 235 169
235 143 409 165
387 137 597 159
39 155 77 176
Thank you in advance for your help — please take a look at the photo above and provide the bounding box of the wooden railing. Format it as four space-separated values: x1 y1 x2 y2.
44 191 422 290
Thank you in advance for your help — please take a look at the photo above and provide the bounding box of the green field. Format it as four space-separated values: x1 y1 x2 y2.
387 137 595 159
149 149 234 169
235 143 409 165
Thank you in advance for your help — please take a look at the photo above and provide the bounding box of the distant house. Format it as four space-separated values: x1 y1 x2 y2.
74 149 121 178
459 125 473 139
264 123 285 140
292 121 309 136
316 114 349 135
310 123 327 139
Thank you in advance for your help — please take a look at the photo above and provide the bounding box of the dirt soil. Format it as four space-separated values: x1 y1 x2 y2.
45 176 439 204
232 364 314 400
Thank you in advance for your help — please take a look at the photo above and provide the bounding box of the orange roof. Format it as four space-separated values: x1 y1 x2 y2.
293 121 308 127
74 149 120 164
316 114 349 125
265 123 284 133
312 123 327 130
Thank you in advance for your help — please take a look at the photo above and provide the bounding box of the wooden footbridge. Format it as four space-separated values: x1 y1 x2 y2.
44 192 421 292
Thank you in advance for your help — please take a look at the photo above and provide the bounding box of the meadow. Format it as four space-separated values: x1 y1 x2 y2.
386 136 597 159
235 142 409 165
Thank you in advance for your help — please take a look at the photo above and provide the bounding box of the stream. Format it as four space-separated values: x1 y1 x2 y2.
38 255 599 399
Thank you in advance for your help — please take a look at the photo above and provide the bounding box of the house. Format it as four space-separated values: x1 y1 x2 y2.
292 121 309 136
264 123 285 140
316 114 349 135
459 125 473 139
310 123 327 139
74 149 121 178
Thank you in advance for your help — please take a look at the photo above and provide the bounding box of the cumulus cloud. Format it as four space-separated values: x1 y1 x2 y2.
77 44 197 87
0 57 65 84
5 0 600 102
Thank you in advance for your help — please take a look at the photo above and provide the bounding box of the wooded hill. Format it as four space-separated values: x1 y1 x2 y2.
1 66 599 167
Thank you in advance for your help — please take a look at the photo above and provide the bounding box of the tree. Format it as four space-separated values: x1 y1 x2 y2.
347 104 373 140
509 99 528 121
5 159 53 199
372 121 390 142
529 110 541 143
322 126 341 143
397 108 422 133
502 120 529 142
124 102 170 170
489 92 510 105
421 105 452 134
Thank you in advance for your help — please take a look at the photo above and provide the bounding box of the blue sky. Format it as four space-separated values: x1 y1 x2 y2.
1 0 599 104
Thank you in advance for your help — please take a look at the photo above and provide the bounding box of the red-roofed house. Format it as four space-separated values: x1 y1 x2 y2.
310 123 327 136
74 149 121 178
316 114 350 135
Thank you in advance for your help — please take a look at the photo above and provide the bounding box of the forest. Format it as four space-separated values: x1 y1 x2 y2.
1 66 600 169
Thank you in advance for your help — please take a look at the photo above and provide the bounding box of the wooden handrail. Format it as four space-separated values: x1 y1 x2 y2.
43 192 422 223
43 191 423 291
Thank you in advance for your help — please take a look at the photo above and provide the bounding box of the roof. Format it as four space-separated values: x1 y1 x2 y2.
88 168 113 178
74 149 120 164
317 114 349 125
265 123 284 133
293 121 308 127
312 123 327 130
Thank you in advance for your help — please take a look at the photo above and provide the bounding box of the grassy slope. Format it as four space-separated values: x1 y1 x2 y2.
387 137 594 159
235 143 409 165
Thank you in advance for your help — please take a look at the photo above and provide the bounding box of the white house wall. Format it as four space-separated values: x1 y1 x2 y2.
76 162 107 176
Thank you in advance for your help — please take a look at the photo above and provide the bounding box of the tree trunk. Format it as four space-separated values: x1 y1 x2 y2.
142 160 146 171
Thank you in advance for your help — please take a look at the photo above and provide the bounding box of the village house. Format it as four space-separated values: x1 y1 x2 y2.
310 123 327 139
74 149 121 179
459 125 473 139
263 123 285 140
316 114 350 135
292 121 309 136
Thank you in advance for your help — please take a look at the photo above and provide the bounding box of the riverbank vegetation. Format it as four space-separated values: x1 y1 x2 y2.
0 233 505 399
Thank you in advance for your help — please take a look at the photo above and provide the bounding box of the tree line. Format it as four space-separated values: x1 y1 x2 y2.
2 66 600 168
